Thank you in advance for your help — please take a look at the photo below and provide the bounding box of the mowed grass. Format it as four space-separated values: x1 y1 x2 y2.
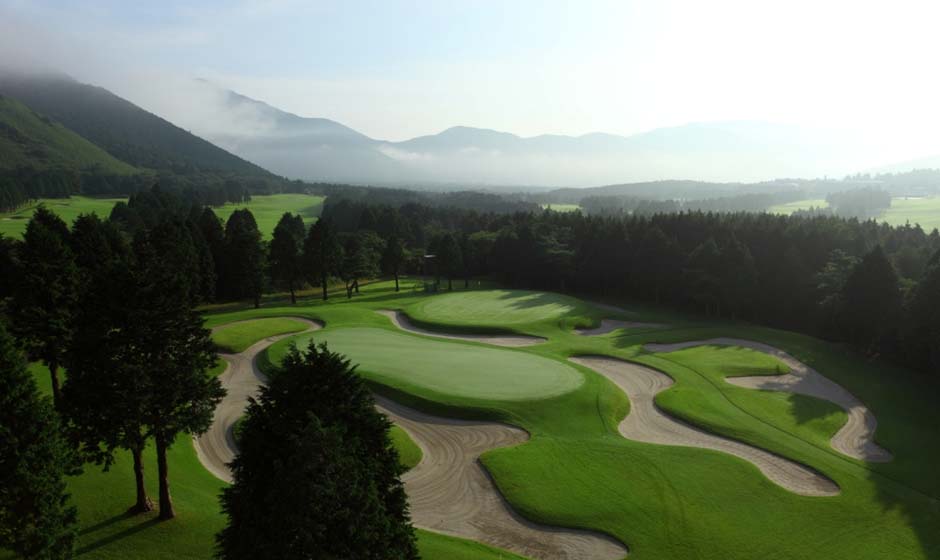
540 203 581 212
390 425 423 470
881 196 940 231
0 196 127 238
211 194 324 238
211 317 310 353
406 289 607 333
14 283 940 560
265 327 584 402
767 198 829 215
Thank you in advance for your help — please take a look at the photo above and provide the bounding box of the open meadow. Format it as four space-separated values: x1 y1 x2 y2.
19 279 938 560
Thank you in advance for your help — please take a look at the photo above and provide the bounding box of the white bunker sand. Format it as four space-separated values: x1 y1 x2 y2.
377 396 627 560
195 318 626 559
644 338 892 463
577 319 664 336
195 318 323 483
571 356 840 497
377 309 545 347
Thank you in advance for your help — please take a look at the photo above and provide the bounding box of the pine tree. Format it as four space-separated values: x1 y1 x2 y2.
436 233 462 291
0 321 76 559
217 341 417 560
302 219 343 301
904 252 940 374
839 246 903 351
223 209 265 307
381 235 406 292
269 212 306 304
9 206 78 405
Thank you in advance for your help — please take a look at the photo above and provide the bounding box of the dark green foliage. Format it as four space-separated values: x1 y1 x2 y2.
0 321 76 559
904 253 940 373
340 232 382 298
268 212 306 303
838 246 903 351
197 207 227 299
0 233 19 299
8 206 77 404
216 342 418 560
434 233 462 291
381 235 406 292
223 209 265 307
302 219 343 301
684 238 723 316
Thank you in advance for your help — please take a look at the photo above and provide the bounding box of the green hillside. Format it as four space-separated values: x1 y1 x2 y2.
0 73 272 177
0 94 137 175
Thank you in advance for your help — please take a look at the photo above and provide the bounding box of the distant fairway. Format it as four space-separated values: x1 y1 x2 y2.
541 203 581 212
881 196 940 230
767 198 829 215
0 196 127 237
212 193 324 238
267 327 584 401
0 193 324 239
407 289 600 330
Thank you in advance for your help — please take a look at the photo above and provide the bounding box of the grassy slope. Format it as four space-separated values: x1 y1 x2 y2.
211 194 324 239
210 317 309 353
882 196 940 231
0 95 138 175
16 284 939 559
0 196 128 238
0 193 325 239
390 425 423 471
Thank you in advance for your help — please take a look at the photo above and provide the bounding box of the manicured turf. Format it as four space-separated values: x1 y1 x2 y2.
0 193 325 239
0 196 127 238
540 203 581 212
266 327 584 401
881 196 940 231
390 425 423 470
406 289 609 332
211 317 310 353
211 194 324 238
767 198 829 215
16 282 940 560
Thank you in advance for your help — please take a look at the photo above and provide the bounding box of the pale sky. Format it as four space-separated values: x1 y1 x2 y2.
3 0 940 161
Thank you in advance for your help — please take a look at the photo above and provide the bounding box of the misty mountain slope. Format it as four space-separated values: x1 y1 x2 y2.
152 80 877 187
0 72 274 178
0 94 138 175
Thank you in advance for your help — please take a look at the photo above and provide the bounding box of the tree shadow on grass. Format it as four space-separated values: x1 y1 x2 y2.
75 515 161 556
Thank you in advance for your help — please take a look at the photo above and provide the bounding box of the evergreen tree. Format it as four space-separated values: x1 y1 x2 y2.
435 233 462 291
302 219 343 301
904 253 940 374
684 238 723 316
216 342 417 560
197 207 227 299
381 235 406 292
839 246 903 351
133 226 225 520
0 233 20 300
268 212 306 303
223 209 265 308
9 206 78 405
0 321 76 559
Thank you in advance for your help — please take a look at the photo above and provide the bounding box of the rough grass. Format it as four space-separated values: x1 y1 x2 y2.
20 282 939 560
0 196 128 238
390 425 423 471
210 194 325 239
881 196 940 231
210 317 309 353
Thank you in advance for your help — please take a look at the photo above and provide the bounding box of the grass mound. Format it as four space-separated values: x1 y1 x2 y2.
211 317 310 353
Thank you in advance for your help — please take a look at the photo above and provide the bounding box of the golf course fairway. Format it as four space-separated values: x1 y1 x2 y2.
21 282 940 559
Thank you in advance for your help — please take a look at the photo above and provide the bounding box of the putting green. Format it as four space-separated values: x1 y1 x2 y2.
211 317 310 353
407 289 596 329
267 327 583 401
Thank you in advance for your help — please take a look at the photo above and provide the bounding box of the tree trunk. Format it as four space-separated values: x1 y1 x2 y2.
48 361 61 407
321 273 328 301
156 435 174 520
129 445 153 514
394 272 399 292
253 295 260 309
345 280 352 299
289 281 296 304
447 277 453 291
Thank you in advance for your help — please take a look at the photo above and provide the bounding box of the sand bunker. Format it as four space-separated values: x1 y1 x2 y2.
571 356 840 497
576 319 664 336
377 309 545 347
377 396 627 560
196 317 626 559
195 318 323 483
644 338 892 463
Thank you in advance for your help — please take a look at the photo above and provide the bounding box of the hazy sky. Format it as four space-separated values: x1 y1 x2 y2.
3 0 940 160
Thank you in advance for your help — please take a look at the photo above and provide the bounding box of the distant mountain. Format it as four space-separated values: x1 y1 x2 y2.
0 94 137 175
870 154 940 175
0 72 274 178
151 81 876 187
